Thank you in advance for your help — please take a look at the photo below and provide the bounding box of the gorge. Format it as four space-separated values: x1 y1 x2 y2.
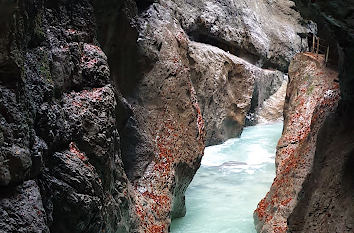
0 0 353 233
171 122 284 233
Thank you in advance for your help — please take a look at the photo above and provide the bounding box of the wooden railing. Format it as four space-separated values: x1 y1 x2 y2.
309 34 330 66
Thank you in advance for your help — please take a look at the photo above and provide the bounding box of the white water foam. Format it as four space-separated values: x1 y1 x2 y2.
171 122 283 233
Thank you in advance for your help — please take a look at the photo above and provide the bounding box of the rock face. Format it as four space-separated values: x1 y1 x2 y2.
256 79 288 124
171 0 313 71
0 181 48 233
282 1 354 232
254 1 354 232
292 0 354 102
188 42 285 146
0 0 312 232
0 1 133 232
287 103 354 233
246 72 286 126
92 0 308 231
254 53 340 233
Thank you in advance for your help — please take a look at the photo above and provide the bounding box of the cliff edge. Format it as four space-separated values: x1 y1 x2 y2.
254 53 340 233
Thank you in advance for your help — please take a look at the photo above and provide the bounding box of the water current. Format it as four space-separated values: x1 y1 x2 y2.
171 122 283 233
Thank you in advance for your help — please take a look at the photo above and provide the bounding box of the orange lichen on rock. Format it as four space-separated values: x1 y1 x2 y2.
189 81 205 140
255 197 269 219
254 53 340 233
133 111 202 232
69 142 87 162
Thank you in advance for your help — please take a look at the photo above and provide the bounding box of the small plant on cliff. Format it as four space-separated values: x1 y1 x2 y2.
307 85 315 95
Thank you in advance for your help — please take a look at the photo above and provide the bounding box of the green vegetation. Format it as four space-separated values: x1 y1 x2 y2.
307 85 314 95
38 50 52 82
33 11 45 42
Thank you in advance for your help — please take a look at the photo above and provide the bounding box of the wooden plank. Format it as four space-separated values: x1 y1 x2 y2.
312 35 315 52
316 37 320 57
325 46 329 66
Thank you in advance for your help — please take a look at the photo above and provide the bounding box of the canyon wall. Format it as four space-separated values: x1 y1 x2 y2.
255 1 354 232
0 1 135 232
254 53 341 233
268 1 354 233
0 0 314 232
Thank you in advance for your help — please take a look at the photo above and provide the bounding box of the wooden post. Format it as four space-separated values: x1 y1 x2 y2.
325 46 329 66
312 35 315 53
316 37 320 58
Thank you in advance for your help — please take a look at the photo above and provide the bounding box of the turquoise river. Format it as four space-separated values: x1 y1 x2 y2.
171 122 283 233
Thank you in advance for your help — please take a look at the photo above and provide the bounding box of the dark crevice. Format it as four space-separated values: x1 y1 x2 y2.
187 30 261 66
94 0 158 97
135 0 156 13
342 149 354 193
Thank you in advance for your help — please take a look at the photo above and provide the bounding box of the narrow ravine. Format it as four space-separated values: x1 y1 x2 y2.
171 122 283 233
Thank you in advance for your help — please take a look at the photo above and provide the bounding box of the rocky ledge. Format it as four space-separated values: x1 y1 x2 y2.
254 53 341 233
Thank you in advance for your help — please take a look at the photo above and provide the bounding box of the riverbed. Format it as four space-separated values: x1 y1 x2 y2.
171 122 283 233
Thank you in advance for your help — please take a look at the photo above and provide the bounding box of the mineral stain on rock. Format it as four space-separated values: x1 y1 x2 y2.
0 0 353 233
254 53 341 233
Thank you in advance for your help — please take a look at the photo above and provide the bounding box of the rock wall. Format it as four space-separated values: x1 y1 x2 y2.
254 53 340 233
281 1 354 232
256 79 288 124
246 73 286 126
0 0 313 232
170 0 313 71
92 0 309 231
0 1 134 232
287 102 354 233
188 42 285 146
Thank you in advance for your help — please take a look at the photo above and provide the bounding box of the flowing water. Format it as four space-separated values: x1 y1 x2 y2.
171 122 283 233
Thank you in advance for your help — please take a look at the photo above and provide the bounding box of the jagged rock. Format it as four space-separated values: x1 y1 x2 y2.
0 1 134 232
0 0 320 232
254 53 340 233
287 105 354 233
0 180 49 233
188 42 285 145
292 0 354 102
169 0 315 71
246 71 285 126
100 0 304 229
284 1 354 232
112 5 206 231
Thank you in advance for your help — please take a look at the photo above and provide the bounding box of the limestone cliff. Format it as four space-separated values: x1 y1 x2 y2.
93 0 310 231
170 0 313 71
282 1 354 232
0 0 313 232
254 1 354 232
256 79 288 124
254 53 340 232
188 42 284 146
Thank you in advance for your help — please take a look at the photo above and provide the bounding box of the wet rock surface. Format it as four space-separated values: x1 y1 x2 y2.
246 72 285 126
254 53 341 233
283 1 354 232
188 42 284 145
170 0 314 71
0 0 314 232
92 0 305 231
256 79 288 124
0 1 133 232
0 180 48 233
287 105 354 233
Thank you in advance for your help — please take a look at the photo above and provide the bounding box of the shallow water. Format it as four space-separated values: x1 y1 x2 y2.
171 122 283 233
